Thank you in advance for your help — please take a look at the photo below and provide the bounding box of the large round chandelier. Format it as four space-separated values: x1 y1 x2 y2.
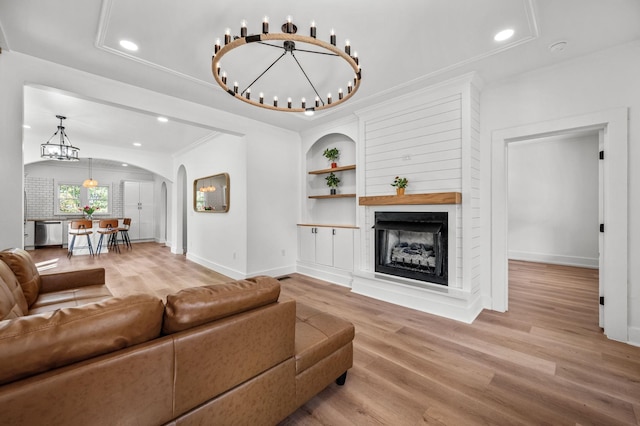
211 17 362 115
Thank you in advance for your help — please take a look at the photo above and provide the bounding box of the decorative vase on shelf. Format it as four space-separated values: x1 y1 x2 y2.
396 188 405 196
331 162 337 168
330 188 337 195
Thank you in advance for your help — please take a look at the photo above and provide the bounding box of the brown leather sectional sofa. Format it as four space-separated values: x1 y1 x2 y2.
0 248 354 425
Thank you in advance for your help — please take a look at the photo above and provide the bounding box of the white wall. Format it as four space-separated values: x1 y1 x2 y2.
246 129 300 277
175 133 249 278
481 40 640 343
508 133 599 267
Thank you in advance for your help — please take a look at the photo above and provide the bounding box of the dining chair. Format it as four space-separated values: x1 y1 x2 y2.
96 219 120 254
68 219 93 257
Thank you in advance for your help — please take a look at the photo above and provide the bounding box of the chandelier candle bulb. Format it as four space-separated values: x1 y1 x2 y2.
286 16 293 33
327 93 332 104
262 16 269 34
353 51 359 65
273 96 278 107
240 20 247 37
221 72 227 84
287 97 292 108
348 81 353 93
310 21 316 38
339 88 343 100
224 29 231 45
214 39 221 54
233 82 238 94
345 40 350 55
245 88 250 99
259 93 264 104
330 29 336 45
301 98 306 108
315 96 320 107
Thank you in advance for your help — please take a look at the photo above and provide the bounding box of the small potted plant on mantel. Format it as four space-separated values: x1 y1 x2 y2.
325 172 341 195
391 176 408 196
323 147 340 168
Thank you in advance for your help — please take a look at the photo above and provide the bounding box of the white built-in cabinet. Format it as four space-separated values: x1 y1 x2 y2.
298 225 354 271
124 181 155 241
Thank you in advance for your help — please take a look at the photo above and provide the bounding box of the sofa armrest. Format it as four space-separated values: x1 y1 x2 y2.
39 268 106 293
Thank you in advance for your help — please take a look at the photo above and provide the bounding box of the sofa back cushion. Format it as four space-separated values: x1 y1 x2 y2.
163 275 281 334
0 261 28 320
0 248 41 307
0 293 164 385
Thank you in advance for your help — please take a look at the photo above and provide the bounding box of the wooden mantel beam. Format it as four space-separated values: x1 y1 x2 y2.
358 192 461 206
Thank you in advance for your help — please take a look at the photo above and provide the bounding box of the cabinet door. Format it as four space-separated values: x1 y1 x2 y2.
299 227 316 262
315 227 333 266
124 182 141 240
333 228 354 271
138 182 155 239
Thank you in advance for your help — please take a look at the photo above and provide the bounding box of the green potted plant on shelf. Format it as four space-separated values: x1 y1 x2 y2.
325 172 341 195
391 176 408 195
323 147 340 168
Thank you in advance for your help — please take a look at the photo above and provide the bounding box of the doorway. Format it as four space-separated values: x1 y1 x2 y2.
507 131 600 324
491 108 628 342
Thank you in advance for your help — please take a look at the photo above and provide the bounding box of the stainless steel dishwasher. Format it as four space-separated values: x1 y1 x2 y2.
35 221 63 247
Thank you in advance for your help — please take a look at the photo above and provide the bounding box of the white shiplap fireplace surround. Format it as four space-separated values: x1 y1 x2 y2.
352 74 483 323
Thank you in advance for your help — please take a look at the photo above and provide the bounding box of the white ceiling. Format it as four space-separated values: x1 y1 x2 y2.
2 0 640 158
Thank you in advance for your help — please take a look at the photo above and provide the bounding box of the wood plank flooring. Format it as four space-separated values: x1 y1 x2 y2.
29 244 640 425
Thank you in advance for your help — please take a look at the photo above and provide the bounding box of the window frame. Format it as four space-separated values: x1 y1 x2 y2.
55 181 112 216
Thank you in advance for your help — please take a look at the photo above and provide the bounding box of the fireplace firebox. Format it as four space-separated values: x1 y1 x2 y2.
374 212 448 285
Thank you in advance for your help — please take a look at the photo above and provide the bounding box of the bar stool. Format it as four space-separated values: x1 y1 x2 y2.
68 219 93 257
118 218 132 249
96 219 120 255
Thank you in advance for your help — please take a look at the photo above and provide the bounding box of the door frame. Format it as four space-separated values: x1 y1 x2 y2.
491 108 628 342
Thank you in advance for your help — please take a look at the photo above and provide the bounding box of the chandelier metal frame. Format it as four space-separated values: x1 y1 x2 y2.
211 19 362 114
40 115 80 161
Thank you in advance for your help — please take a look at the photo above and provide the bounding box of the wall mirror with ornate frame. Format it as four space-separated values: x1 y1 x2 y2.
194 173 229 212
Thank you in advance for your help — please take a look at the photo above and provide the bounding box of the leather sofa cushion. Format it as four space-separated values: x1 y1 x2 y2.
0 293 164 385
0 261 28 320
28 284 112 315
294 303 355 374
163 275 281 334
0 249 41 307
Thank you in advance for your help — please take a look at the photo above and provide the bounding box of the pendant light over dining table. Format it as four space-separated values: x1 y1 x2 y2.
82 157 98 188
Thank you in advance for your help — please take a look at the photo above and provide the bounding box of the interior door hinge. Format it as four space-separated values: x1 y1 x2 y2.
599 296 604 306
599 151 604 160
600 223 604 232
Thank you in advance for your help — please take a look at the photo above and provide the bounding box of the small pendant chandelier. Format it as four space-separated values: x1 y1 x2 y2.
82 157 98 188
40 115 80 161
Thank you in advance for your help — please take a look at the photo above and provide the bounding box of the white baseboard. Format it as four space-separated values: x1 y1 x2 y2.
627 326 640 347
247 265 297 279
296 261 353 288
186 252 245 280
508 250 598 269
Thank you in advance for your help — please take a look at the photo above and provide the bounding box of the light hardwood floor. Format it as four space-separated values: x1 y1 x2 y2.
30 244 640 425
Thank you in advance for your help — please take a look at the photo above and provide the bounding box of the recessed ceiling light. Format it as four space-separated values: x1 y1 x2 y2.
549 41 568 53
133 142 142 147
122 163 128 167
157 116 168 123
119 40 139 51
494 29 514 42
23 124 31 129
